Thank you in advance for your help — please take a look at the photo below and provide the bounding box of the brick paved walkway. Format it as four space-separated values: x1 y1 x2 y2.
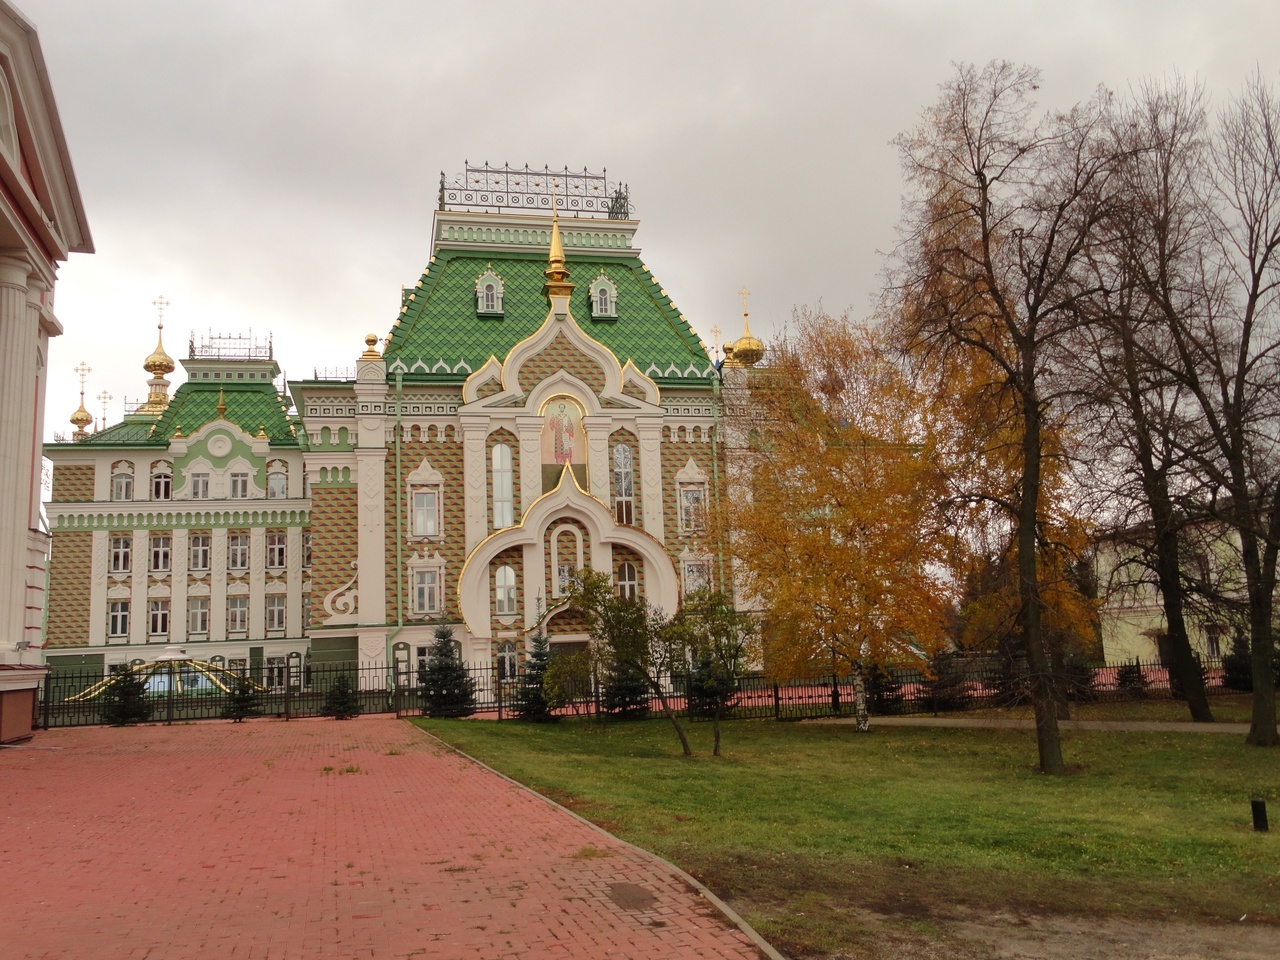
0 717 769 960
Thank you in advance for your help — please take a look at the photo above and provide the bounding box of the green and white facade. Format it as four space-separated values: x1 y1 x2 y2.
43 190 755 682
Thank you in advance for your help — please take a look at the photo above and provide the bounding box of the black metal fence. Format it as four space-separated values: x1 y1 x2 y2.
32 655 1239 730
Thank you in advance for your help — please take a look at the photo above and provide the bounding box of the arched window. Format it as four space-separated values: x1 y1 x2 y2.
613 444 634 524
590 270 618 319
150 463 172 501
492 443 514 528
494 564 517 615
476 268 505 315
596 286 611 315
484 283 497 312
617 562 638 602
267 461 288 499
111 463 134 501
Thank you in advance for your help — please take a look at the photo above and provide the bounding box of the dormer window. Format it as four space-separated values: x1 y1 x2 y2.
476 267 504 316
590 270 618 320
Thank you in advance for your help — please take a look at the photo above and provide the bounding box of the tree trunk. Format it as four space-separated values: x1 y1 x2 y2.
1240 535 1280 746
1020 381 1066 774
649 679 693 756
1151 521 1213 721
712 708 722 757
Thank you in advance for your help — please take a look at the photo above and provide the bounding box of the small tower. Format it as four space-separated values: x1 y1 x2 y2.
543 193 575 314
723 287 764 367
135 295 175 416
69 360 92 440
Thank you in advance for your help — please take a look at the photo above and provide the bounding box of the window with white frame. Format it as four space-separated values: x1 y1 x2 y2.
301 593 311 629
617 561 638 602
497 641 518 680
149 535 171 573
111 467 133 501
230 472 250 499
682 559 711 595
151 466 172 501
148 599 170 637
228 534 249 571
188 598 209 635
678 482 707 533
109 536 132 574
413 569 440 615
557 563 574 597
189 535 211 572
589 270 618 319
266 532 287 569
303 532 312 568
494 564 517 615
190 473 210 499
613 443 635 524
267 462 287 499
476 267 504 315
407 459 444 540
108 601 130 637
266 595 286 632
550 526 583 599
492 442 514 528
227 596 249 634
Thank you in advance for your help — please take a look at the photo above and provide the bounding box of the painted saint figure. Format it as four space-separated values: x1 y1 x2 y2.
547 401 575 465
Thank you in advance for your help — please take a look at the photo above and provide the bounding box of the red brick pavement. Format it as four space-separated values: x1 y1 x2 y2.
0 717 770 960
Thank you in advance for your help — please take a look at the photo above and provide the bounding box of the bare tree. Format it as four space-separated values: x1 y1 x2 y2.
891 61 1121 774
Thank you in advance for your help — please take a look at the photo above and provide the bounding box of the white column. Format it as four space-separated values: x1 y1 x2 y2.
171 529 188 644
211 529 227 639
636 421 664 540
249 526 266 637
0 255 31 648
517 420 541 512
583 416 610 504
89 530 108 646
130 529 147 645
286 526 302 636
461 420 487 552
355 449 386 625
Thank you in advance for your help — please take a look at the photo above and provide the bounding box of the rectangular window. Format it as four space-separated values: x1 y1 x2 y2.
230 473 249 499
682 561 710 595
267 472 287 499
413 569 440 614
149 535 172 573
266 595 286 631
266 532 287 569
303 532 312 569
190 473 210 499
678 482 707 533
151 473 172 500
111 473 133 501
492 443 514 529
228 534 249 571
301 593 311 629
188 598 209 635
557 563 574 598
189 535 211 572
227 596 248 633
109 536 132 574
264 656 288 691
412 488 440 538
108 601 130 637
148 599 170 637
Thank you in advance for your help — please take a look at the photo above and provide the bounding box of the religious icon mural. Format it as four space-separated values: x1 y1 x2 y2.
540 396 586 491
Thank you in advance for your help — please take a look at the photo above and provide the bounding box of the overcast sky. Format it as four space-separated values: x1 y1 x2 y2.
25 0 1280 439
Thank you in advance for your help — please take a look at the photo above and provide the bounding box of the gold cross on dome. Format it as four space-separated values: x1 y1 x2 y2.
739 287 751 315
73 361 92 386
710 325 721 361
96 390 112 423
152 294 170 327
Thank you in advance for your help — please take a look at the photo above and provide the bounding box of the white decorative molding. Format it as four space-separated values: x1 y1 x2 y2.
323 559 359 624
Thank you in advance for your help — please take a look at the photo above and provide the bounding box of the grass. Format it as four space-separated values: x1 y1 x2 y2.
415 711 1279 959
944 692 1256 723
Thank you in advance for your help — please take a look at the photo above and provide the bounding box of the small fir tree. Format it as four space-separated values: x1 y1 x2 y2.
421 625 476 718
866 664 904 716
1223 636 1253 692
101 669 152 726
602 658 650 720
687 651 736 719
321 673 361 720
1116 659 1149 699
512 627 557 722
222 676 264 722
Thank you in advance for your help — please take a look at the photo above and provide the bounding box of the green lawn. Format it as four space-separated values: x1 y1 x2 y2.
415 712 1279 958
944 692 1257 723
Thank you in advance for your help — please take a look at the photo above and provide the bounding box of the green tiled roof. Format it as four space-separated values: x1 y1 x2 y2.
65 416 164 447
153 381 300 446
384 250 713 384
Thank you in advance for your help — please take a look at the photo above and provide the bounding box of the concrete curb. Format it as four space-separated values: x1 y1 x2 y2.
406 720 787 960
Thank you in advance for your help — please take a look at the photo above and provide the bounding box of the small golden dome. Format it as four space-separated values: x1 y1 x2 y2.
360 333 382 360
144 325 175 376
70 401 93 430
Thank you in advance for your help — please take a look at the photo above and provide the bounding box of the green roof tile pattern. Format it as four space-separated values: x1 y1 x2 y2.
384 250 713 385
63 417 163 447
153 381 300 446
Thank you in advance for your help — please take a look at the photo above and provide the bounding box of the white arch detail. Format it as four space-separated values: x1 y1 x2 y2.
456 467 679 640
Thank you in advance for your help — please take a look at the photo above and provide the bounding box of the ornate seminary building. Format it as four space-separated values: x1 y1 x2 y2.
41 166 763 685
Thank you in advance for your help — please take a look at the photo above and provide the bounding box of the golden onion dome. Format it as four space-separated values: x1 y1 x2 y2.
69 400 93 430
727 314 765 367
143 325 175 376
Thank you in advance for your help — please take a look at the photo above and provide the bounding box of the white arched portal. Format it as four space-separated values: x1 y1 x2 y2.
457 468 679 641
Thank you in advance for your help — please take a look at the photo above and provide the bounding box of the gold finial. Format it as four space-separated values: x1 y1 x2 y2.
137 295 176 416
216 387 227 419
173 424 183 438
256 424 267 439
725 287 764 367
96 390 113 430
70 362 93 438
360 333 382 360
543 186 575 300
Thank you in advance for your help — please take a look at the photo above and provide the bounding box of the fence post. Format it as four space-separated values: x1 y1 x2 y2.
41 674 52 730
772 682 780 721
284 677 292 721
496 665 504 721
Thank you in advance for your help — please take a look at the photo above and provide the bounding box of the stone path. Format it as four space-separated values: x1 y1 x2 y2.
0 717 772 960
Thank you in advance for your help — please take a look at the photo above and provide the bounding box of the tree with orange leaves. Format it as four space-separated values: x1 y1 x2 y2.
723 309 953 716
